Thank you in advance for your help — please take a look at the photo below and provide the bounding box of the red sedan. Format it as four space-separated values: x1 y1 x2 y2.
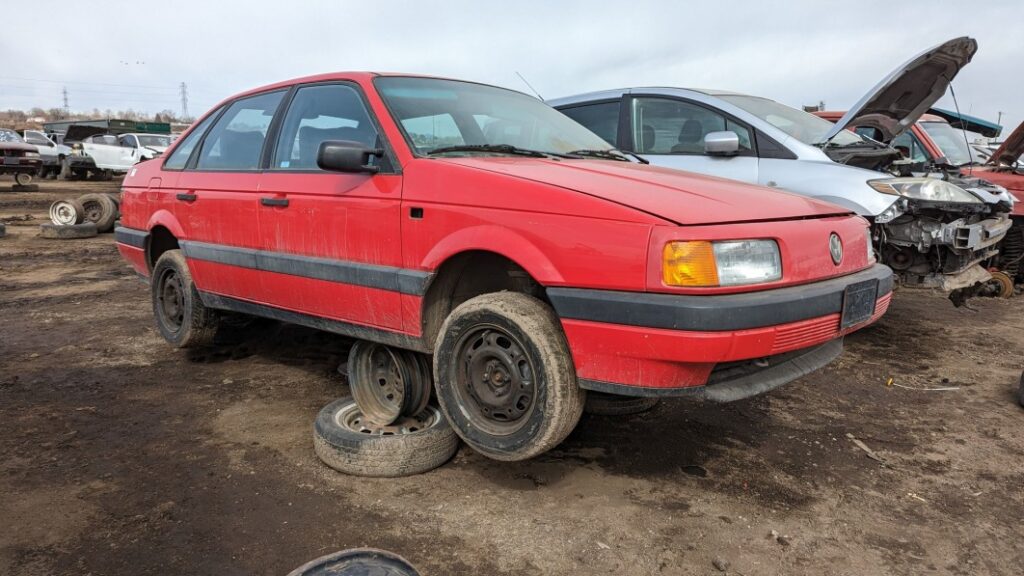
115 73 892 460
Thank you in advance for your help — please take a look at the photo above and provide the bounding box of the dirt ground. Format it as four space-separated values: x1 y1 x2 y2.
1 176 1023 576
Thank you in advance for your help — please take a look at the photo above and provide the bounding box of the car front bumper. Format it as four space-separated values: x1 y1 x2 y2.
0 156 41 174
547 263 894 400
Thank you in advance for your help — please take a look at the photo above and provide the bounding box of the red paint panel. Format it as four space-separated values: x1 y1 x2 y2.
116 244 148 277
561 294 889 389
257 269 405 330
186 259 267 302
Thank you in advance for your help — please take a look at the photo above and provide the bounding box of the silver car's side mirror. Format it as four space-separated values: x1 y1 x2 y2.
704 131 740 156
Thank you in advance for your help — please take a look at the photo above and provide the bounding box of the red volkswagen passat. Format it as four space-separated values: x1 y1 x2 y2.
115 73 892 461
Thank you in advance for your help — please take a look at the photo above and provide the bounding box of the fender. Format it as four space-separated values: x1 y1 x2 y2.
420 224 564 285
146 209 186 239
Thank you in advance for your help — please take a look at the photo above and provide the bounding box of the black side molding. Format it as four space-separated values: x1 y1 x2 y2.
114 226 148 249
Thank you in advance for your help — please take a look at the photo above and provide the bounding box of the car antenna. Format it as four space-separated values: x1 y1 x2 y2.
947 80 973 176
515 72 544 102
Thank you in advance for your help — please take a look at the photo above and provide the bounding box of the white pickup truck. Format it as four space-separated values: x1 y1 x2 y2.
64 127 172 179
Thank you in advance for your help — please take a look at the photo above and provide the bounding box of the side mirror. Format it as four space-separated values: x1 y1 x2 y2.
317 140 384 174
704 131 740 156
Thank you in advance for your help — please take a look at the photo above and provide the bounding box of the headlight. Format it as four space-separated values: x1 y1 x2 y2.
867 178 980 203
23 152 39 159
663 240 782 287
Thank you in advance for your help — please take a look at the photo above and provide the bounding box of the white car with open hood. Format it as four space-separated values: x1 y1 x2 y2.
551 37 1013 304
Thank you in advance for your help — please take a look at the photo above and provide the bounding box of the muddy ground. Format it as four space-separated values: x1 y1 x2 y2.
1 177 1023 576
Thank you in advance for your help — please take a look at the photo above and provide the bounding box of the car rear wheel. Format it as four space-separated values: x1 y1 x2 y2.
433 292 584 461
151 249 218 348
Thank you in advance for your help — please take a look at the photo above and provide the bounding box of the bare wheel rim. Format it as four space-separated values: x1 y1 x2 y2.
49 201 78 225
335 401 441 436
15 173 30 185
81 199 103 223
351 343 409 425
453 323 537 436
157 268 186 332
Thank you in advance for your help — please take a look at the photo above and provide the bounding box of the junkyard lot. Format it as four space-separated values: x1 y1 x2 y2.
1 180 1023 576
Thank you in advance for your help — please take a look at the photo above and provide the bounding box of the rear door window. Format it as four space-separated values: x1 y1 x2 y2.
195 90 285 171
164 109 221 170
272 84 380 170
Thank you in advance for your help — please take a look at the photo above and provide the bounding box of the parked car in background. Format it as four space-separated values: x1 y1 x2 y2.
114 72 892 461
815 112 1023 291
551 37 1013 304
0 128 42 185
20 129 73 179
62 127 166 179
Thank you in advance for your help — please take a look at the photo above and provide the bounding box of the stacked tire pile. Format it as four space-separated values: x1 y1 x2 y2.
314 342 460 477
42 193 120 240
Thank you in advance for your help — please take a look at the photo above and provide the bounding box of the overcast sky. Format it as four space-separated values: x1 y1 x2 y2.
1 1 1020 133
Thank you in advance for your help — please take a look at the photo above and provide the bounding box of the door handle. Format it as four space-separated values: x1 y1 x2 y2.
260 197 289 207
176 193 197 202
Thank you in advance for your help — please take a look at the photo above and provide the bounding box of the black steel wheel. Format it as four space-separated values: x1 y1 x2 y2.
151 250 218 348
434 292 584 461
77 193 118 233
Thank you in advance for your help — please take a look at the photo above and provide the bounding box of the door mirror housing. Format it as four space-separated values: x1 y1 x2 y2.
704 131 740 156
317 140 384 174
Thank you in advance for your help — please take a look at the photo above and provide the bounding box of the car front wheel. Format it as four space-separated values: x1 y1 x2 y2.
433 292 584 461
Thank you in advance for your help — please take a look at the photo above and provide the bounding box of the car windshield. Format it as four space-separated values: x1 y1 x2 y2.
0 129 24 143
920 121 975 166
718 95 866 147
375 77 615 157
137 135 171 148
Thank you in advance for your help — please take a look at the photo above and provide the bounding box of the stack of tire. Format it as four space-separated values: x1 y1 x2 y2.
314 342 460 477
42 193 120 240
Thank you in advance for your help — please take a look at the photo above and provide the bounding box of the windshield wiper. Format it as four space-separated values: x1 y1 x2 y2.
427 144 568 158
565 149 648 164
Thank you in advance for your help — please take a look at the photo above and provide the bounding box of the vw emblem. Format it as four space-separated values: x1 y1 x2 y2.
829 233 843 265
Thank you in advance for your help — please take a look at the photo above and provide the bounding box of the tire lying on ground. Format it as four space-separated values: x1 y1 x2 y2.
287 548 421 576
11 184 39 192
0 222 5 238
49 199 85 225
584 392 660 416
39 222 98 239
78 193 118 233
313 397 459 477
1018 370 1023 408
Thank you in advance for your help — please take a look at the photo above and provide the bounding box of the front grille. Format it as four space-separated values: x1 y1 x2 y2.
768 292 891 355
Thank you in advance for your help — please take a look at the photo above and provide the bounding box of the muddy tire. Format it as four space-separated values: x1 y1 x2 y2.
39 222 97 239
286 548 421 576
313 397 458 477
584 392 660 416
433 292 584 461
151 249 218 348
78 193 118 233
1018 371 1024 408
0 222 5 238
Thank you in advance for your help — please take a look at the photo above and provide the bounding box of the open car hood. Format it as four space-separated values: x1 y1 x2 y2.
821 37 977 145
64 125 109 142
987 120 1024 167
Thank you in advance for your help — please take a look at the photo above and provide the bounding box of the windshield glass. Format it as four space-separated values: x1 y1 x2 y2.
718 95 866 146
137 135 171 148
0 129 24 143
375 77 614 156
920 121 975 166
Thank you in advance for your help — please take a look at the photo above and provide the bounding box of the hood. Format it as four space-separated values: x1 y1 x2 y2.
0 140 38 153
441 157 851 225
64 125 109 142
821 37 977 145
987 120 1024 168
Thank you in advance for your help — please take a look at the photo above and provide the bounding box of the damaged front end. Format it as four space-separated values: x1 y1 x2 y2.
869 178 1013 305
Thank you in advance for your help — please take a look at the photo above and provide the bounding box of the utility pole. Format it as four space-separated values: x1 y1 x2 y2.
179 82 189 121
62 87 69 117
997 111 1004 127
